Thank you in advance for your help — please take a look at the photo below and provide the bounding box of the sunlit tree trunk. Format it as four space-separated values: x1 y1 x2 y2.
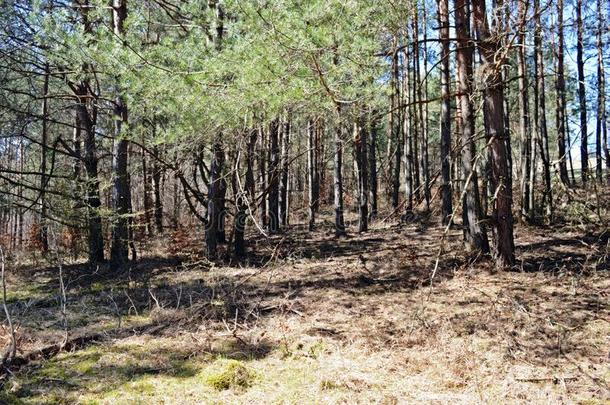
438 0 453 224
576 0 589 184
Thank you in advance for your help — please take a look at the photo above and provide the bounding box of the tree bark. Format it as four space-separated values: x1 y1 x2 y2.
307 119 319 231
472 0 515 267
110 0 132 268
354 112 368 232
576 0 589 184
39 64 50 252
455 0 490 254
267 119 280 233
555 0 570 186
334 107 346 236
279 115 290 227
368 111 378 219
438 0 453 225
206 141 224 257
595 0 606 182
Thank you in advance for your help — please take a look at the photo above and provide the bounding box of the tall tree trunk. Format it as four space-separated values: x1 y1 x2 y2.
472 0 515 267
595 0 606 182
354 112 369 232
39 64 50 252
307 119 319 231
391 50 401 208
534 0 553 219
206 141 224 257
438 0 453 224
455 0 490 254
77 91 104 264
258 125 267 228
516 0 531 221
267 119 280 233
152 144 163 234
555 0 570 186
334 107 346 236
368 111 378 219
110 0 131 267
576 0 589 184
420 2 431 211
403 48 414 214
279 115 290 227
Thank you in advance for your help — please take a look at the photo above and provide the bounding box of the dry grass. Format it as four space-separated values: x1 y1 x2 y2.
0 211 609 404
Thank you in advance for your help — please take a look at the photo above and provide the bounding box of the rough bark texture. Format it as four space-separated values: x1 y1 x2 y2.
334 107 346 237
455 0 490 254
576 0 589 184
472 0 515 267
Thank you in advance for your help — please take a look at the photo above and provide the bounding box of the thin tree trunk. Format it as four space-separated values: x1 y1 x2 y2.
206 141 224 257
354 112 368 232
279 115 290 227
576 0 589 184
555 0 570 186
334 107 346 236
438 0 453 224
368 111 378 219
391 50 401 209
267 119 280 233
39 64 50 252
534 0 553 220
152 144 163 234
595 0 606 182
472 0 514 267
307 119 319 231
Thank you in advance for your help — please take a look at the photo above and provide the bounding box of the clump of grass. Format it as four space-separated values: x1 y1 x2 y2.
0 391 23 405
204 360 256 391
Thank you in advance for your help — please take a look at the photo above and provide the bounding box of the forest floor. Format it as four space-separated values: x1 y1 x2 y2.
0 209 608 404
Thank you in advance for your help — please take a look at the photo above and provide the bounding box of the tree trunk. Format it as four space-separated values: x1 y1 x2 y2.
279 115 290 227
391 50 401 209
455 0 490 254
110 0 131 267
206 141 224 257
307 119 319 231
555 0 570 186
368 111 378 219
152 144 163 234
267 119 280 233
472 0 514 267
576 0 589 184
534 0 553 220
438 0 453 225
38 64 50 252
595 0 606 182
334 107 346 236
354 113 368 232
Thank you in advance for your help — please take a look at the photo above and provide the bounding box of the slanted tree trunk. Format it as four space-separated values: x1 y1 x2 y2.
354 112 368 232
455 0 490 254
555 0 570 186
438 0 453 225
472 0 515 267
110 0 132 267
576 0 589 184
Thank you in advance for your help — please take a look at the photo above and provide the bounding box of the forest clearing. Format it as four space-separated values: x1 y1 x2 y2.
1 0 610 403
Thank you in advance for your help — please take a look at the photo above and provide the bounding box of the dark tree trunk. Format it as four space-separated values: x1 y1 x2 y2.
576 0 589 184
258 126 267 228
206 141 225 257
354 113 368 232
534 0 553 219
152 144 163 234
595 0 606 182
279 115 290 227
110 0 131 268
455 0 490 254
368 111 378 219
438 0 453 225
334 107 346 236
472 0 515 267
555 0 570 186
267 119 280 233
307 119 319 231
39 64 50 252
403 48 414 214
142 145 152 237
